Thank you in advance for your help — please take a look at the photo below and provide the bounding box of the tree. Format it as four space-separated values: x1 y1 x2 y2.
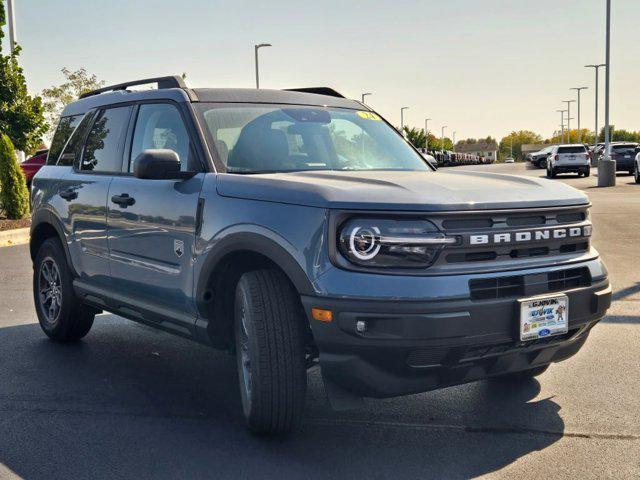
0 134 29 219
499 130 543 161
0 4 47 153
41 67 104 139
403 126 426 148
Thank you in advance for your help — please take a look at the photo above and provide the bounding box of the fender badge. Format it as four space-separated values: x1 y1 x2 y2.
174 239 184 258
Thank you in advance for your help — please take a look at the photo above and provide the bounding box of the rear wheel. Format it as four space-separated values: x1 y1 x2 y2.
33 238 95 341
584 168 591 177
234 269 307 435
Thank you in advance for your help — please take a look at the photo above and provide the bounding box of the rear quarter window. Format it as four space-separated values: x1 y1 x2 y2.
47 115 83 165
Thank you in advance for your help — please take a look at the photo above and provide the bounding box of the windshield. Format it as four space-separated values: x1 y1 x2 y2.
196 104 430 174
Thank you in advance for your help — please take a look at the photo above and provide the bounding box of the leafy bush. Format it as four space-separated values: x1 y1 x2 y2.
0 133 29 219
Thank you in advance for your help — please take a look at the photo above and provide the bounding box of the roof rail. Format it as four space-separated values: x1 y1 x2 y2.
284 87 345 98
79 75 187 99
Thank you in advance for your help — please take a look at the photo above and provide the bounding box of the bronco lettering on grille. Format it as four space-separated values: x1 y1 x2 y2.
468 225 591 246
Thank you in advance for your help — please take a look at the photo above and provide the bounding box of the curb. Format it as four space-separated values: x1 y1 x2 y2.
0 227 30 247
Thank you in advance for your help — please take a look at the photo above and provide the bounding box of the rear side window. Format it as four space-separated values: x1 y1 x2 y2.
558 146 586 154
47 115 82 165
80 106 132 173
57 112 96 166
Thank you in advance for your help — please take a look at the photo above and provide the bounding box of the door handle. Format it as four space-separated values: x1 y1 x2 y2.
59 188 77 201
111 193 136 208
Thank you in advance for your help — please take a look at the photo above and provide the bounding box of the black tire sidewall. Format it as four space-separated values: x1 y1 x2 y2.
234 278 257 420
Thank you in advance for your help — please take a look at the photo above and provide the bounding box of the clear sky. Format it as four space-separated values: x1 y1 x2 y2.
9 0 640 141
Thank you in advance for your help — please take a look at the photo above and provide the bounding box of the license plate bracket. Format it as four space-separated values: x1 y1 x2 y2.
519 294 568 341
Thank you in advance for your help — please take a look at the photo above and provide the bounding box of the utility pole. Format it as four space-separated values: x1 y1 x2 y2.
254 43 272 89
570 87 588 143
361 92 372 104
600 0 615 187
585 64 606 151
424 118 431 152
562 100 576 142
400 107 409 132
7 0 16 54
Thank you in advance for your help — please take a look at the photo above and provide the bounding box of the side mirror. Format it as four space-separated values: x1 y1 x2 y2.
133 149 195 180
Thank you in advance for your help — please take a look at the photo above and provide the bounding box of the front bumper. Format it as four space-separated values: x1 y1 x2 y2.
303 264 611 399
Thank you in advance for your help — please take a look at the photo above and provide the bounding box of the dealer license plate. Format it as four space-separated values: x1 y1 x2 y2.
519 295 568 341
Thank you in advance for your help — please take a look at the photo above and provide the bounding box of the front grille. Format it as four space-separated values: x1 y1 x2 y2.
430 206 592 270
469 267 591 300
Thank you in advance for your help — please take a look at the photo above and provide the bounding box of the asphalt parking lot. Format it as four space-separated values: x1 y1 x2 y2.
0 162 638 480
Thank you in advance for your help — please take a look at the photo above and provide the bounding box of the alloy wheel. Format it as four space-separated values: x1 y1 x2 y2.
38 257 62 324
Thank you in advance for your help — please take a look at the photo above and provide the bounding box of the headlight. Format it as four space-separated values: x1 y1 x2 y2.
338 218 456 268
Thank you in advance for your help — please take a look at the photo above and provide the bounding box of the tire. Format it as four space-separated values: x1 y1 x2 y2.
546 164 552 178
493 365 549 382
234 269 307 435
540 159 547 169
550 167 557 178
33 238 95 342
584 168 591 177
635 163 640 184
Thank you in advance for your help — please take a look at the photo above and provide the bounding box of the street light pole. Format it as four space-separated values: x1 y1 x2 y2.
7 0 16 54
400 107 409 132
441 126 447 155
557 110 566 143
570 87 588 143
254 43 272 89
585 64 606 150
424 118 431 152
361 92 372 104
562 100 576 141
599 0 615 187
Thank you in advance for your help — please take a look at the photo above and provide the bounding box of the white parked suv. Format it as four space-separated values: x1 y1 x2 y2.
547 144 591 178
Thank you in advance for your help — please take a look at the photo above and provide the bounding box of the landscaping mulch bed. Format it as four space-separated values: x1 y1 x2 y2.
0 216 31 232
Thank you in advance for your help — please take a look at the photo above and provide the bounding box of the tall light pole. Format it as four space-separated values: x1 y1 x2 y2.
585 64 606 149
424 118 431 152
441 126 447 154
562 100 576 141
570 87 588 143
557 110 567 143
254 43 272 89
7 0 16 54
361 92 372 104
599 0 615 187
400 107 409 132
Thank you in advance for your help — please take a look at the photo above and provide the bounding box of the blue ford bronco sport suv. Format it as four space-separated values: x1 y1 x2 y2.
31 76 611 435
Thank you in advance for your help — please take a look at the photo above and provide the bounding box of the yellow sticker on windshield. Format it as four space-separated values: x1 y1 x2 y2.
357 111 381 121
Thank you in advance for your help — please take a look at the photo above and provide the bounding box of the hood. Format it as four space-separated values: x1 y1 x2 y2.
216 170 589 212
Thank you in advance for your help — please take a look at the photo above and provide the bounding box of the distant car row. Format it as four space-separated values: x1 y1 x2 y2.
528 142 640 176
418 149 495 167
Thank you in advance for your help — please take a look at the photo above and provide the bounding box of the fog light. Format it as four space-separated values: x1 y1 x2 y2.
356 320 367 333
312 308 333 322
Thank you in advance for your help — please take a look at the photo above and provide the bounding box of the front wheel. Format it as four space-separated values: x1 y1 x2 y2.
33 238 95 341
234 269 307 435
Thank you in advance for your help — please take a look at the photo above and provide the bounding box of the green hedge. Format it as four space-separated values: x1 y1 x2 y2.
0 133 29 219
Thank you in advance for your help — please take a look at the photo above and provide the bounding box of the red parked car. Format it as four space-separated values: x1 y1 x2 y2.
20 149 48 187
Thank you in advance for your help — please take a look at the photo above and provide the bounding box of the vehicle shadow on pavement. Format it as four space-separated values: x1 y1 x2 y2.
0 316 565 480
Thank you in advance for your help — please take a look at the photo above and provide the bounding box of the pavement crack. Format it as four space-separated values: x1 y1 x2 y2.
304 418 640 441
